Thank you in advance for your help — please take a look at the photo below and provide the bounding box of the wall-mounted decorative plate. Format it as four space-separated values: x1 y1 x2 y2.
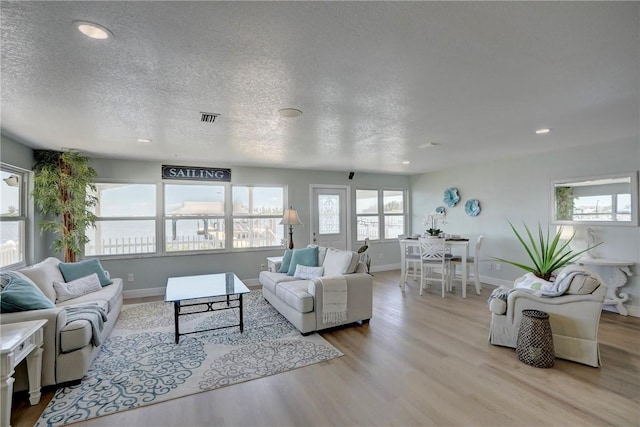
465 199 481 216
435 206 446 214
444 188 460 207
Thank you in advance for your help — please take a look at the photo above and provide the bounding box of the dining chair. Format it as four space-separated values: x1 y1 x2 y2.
399 235 421 287
450 235 484 296
418 237 453 297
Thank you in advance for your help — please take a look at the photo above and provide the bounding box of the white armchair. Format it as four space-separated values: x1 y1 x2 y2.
489 266 606 367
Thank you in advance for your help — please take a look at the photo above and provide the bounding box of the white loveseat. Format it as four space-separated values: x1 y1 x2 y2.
1 257 123 389
259 245 373 334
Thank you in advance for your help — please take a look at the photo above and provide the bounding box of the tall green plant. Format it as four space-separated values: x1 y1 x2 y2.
493 221 601 281
32 150 98 262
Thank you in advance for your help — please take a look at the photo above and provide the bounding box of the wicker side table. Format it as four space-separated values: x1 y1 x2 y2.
516 310 555 368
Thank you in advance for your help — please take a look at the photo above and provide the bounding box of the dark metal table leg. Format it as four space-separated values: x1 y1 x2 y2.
174 301 180 344
239 294 244 333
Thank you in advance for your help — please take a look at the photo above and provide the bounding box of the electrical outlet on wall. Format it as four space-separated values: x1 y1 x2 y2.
127 273 134 282
495 263 502 271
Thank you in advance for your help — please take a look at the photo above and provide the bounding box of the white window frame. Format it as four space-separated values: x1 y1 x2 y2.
0 164 29 269
163 181 227 253
87 182 158 257
356 188 406 242
85 179 289 259
231 185 286 249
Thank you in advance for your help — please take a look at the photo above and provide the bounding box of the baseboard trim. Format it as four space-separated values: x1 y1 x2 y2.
625 305 640 317
123 287 165 299
370 263 400 272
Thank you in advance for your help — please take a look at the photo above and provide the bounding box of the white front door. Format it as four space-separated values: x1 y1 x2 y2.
310 186 350 250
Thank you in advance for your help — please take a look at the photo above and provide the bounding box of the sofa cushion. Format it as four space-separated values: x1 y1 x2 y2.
566 275 600 295
19 257 63 303
59 258 113 287
275 281 314 313
56 279 123 314
0 271 56 313
279 249 294 273
294 265 325 280
259 271 299 295
287 246 319 276
53 273 102 303
323 248 356 276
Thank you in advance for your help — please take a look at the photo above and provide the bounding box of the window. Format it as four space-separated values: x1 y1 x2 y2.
86 184 157 256
0 166 27 268
84 180 288 257
356 190 379 241
164 184 225 252
232 186 285 248
383 190 405 239
356 189 405 241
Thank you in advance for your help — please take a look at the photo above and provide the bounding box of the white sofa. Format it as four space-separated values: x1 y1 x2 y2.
1 257 123 389
488 266 606 367
259 245 373 334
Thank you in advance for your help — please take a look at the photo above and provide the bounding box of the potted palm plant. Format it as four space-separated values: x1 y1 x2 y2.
493 221 601 281
32 150 98 262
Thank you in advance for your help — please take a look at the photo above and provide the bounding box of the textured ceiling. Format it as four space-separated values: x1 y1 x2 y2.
1 2 638 174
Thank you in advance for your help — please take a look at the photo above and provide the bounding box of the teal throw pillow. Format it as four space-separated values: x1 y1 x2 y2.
278 249 293 273
287 246 319 276
1 271 56 313
59 258 113 287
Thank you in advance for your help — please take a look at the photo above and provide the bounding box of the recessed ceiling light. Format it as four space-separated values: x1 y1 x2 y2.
73 21 113 40
278 108 303 118
536 128 551 134
137 138 152 143
402 160 411 165
418 142 440 149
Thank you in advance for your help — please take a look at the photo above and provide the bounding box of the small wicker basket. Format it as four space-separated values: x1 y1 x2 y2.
516 309 555 368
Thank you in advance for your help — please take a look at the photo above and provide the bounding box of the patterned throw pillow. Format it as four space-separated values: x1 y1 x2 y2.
294 265 325 280
53 273 103 303
0 271 56 313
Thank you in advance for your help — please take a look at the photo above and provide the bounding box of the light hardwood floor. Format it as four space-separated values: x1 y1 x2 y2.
12 270 640 426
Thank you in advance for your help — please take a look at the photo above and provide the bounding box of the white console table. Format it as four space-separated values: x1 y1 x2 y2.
1 319 47 427
576 258 635 316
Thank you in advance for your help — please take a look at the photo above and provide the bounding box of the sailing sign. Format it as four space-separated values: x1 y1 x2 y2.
161 165 231 182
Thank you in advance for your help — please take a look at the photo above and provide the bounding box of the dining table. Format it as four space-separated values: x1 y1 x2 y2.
399 237 471 298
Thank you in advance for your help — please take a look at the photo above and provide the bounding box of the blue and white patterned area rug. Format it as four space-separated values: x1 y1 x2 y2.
37 290 342 426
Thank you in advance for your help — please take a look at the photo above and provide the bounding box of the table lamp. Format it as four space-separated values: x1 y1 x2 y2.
280 207 303 249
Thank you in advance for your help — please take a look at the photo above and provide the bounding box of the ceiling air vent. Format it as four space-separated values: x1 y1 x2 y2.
200 112 220 123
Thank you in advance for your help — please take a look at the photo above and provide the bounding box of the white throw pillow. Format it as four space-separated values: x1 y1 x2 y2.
323 248 353 276
53 273 102 303
294 265 325 280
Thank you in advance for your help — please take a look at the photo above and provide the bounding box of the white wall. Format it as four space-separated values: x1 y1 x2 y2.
410 138 640 316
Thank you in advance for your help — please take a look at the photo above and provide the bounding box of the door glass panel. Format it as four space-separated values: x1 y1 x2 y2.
318 195 340 234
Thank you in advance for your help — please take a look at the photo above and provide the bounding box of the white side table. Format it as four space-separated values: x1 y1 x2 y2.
0 319 47 427
576 258 635 316
266 256 283 273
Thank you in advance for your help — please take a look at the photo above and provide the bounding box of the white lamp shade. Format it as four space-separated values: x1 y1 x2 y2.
280 209 302 225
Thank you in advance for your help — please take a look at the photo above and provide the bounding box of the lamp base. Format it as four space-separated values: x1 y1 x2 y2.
288 226 294 249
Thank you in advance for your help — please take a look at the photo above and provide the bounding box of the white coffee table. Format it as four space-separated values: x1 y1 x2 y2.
1 319 47 427
165 272 250 343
